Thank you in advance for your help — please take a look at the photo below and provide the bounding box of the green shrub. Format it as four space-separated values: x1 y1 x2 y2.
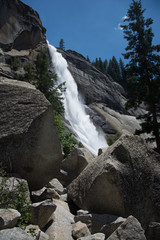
107 132 122 146
0 169 32 228
54 111 78 157
10 58 21 71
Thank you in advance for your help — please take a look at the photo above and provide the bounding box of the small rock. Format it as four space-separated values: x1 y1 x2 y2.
0 208 21 230
31 187 47 202
47 178 65 194
72 221 91 239
31 199 56 229
42 188 60 200
77 233 105 240
60 193 68 202
31 187 60 202
0 227 34 240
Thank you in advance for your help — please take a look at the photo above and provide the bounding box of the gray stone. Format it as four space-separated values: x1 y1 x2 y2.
68 134 160 228
0 227 34 240
72 221 91 239
45 199 74 240
31 199 57 229
0 209 21 230
0 78 63 190
77 233 105 240
46 178 65 195
31 187 60 202
107 216 146 240
61 147 95 186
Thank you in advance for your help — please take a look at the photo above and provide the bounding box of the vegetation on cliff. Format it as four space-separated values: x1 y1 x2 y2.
24 51 78 157
92 56 127 91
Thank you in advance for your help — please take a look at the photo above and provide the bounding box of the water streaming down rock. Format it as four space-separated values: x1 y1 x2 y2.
48 43 108 155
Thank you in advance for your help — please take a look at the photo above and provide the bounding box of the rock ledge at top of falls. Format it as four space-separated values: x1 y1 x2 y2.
58 49 127 114
0 0 46 51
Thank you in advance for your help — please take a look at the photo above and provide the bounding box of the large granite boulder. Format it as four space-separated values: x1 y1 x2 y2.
0 0 45 51
68 134 160 228
0 78 63 190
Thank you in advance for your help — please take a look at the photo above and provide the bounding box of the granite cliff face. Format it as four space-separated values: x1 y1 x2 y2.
58 49 127 114
0 0 45 51
0 0 47 80
58 49 143 137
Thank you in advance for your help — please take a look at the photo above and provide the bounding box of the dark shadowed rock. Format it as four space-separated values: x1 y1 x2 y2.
68 134 160 228
75 210 125 238
31 199 57 229
146 222 160 240
0 0 45 51
0 78 63 190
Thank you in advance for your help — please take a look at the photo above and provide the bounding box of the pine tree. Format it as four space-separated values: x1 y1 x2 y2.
119 58 127 90
86 55 91 63
59 38 65 50
107 57 121 83
103 59 108 74
121 0 160 153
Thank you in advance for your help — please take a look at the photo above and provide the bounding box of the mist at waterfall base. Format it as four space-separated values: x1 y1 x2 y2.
48 42 108 155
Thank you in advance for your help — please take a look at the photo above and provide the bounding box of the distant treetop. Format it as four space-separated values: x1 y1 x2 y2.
59 38 65 50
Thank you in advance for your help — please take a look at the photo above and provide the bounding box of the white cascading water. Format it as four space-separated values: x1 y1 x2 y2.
48 42 108 155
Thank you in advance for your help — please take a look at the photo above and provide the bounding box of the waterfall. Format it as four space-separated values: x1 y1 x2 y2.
48 42 108 155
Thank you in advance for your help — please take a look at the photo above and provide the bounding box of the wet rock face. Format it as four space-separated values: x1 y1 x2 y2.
0 0 45 51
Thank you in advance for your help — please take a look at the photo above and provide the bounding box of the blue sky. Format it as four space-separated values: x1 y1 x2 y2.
22 0 160 62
